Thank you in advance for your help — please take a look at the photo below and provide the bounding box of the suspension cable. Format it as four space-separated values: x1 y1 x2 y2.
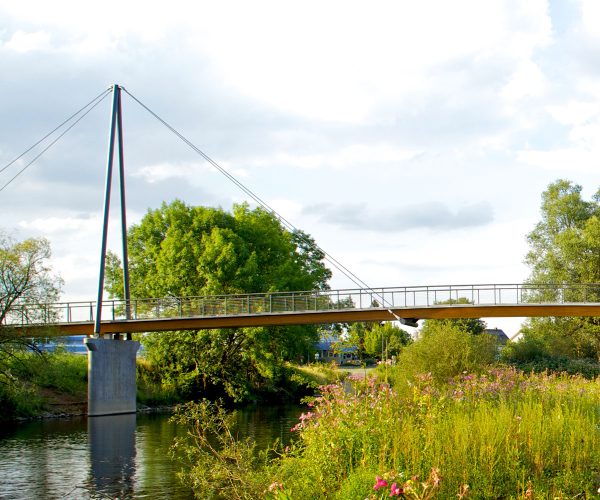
122 88 403 320
0 90 112 194
0 88 112 176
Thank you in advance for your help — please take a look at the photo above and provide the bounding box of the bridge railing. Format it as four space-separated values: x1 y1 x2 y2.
4 283 600 327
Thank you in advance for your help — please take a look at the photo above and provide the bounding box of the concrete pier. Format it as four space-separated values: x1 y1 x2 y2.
84 338 140 416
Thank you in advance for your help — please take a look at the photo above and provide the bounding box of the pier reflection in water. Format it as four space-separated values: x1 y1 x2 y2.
0 413 192 499
88 413 137 497
0 404 302 499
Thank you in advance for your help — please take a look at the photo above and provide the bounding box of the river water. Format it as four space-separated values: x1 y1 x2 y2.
0 404 303 499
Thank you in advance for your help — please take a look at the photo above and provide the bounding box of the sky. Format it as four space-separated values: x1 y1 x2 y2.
1 0 599 336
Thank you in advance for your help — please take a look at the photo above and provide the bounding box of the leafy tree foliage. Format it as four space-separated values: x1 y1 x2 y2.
105 201 332 401
522 179 600 360
422 297 487 335
0 234 62 408
394 321 497 383
363 322 412 359
1 234 62 327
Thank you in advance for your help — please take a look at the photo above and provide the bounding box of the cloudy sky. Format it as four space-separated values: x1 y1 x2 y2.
1 0 599 335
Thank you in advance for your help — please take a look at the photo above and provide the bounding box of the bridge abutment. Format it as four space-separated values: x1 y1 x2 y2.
84 338 140 416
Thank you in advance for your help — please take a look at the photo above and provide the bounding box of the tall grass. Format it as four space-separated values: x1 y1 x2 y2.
0 349 88 418
175 368 600 497
269 368 600 498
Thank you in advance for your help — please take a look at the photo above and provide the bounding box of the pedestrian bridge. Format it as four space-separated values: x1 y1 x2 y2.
6 283 600 336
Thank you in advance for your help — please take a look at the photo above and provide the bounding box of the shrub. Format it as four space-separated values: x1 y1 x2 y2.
389 321 497 387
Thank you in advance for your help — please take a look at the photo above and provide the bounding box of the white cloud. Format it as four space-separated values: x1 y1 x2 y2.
133 162 213 184
581 0 600 37
252 144 421 170
517 147 599 172
546 100 600 125
18 215 100 235
501 60 547 102
3 30 51 52
185 0 552 122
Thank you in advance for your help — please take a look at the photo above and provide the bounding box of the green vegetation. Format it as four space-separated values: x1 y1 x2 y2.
0 349 87 418
342 322 412 362
522 179 600 361
0 233 66 419
385 320 498 386
175 368 600 499
106 201 332 403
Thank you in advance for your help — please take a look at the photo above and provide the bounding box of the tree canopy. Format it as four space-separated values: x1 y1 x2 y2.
421 297 487 335
105 201 332 401
0 234 62 329
521 179 600 360
0 233 63 391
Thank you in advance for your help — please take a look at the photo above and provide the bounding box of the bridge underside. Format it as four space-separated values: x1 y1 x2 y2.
42 303 600 335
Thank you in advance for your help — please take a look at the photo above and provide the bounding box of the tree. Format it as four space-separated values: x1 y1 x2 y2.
522 179 600 360
421 297 487 335
364 322 412 359
0 233 62 395
395 321 497 383
1 234 62 331
105 201 332 401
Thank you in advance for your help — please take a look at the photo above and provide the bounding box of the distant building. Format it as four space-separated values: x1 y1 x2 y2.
314 335 356 364
34 335 88 354
484 328 509 345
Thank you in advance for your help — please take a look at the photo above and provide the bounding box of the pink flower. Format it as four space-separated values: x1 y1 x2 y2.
373 475 388 490
389 483 403 496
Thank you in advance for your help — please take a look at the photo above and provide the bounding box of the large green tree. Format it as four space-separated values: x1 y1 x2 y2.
105 201 332 401
522 179 600 360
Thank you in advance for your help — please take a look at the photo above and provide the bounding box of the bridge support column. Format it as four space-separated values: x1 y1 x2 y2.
84 338 140 416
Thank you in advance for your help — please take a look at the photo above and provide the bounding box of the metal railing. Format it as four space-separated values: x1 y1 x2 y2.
4 283 600 327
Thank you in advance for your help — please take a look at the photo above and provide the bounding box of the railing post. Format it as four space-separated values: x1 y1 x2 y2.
224 296 228 315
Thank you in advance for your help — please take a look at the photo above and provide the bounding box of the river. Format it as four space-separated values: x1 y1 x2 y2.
0 404 303 499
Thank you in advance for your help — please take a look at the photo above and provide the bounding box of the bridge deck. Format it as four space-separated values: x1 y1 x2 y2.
51 303 600 335
6 283 600 335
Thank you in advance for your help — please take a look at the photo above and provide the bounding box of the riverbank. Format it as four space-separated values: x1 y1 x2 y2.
0 350 347 421
178 367 600 498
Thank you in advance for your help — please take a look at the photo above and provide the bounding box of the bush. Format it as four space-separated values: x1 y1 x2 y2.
389 321 497 387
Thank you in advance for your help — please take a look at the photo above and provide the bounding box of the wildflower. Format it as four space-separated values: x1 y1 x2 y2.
389 482 403 496
268 481 284 492
373 475 388 490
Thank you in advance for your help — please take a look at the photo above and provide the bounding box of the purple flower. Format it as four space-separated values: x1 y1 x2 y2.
389 482 403 496
373 475 388 490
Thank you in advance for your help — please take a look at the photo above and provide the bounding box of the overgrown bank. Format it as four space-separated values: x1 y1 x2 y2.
174 368 600 499
0 347 346 420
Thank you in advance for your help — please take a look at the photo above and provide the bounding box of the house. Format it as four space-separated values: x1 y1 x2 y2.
314 334 356 364
484 328 509 345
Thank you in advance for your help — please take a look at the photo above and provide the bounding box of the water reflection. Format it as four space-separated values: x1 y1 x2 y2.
0 413 192 499
88 413 137 497
0 404 302 499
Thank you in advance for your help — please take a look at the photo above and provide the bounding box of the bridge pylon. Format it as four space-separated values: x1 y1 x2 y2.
87 84 137 416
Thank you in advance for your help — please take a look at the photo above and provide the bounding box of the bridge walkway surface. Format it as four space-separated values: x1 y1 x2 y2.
5 283 600 335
